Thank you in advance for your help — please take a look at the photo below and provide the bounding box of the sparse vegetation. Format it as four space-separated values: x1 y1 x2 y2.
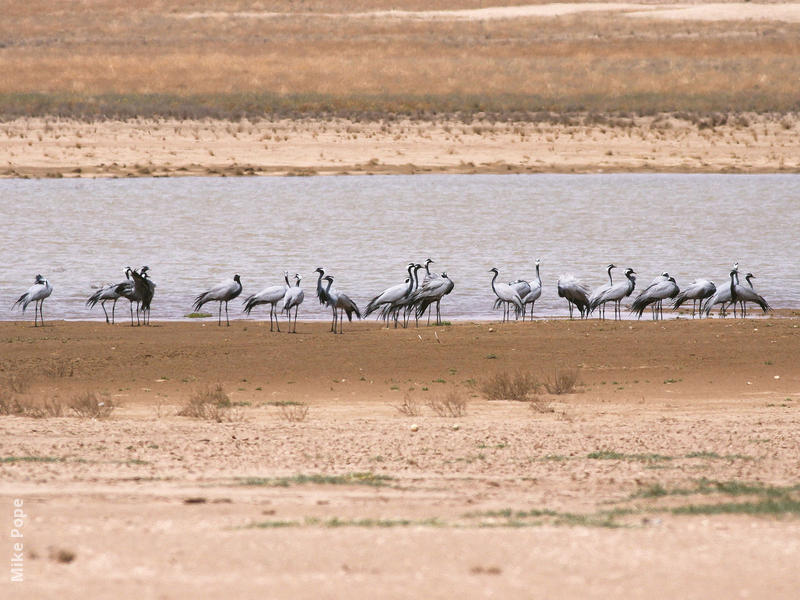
279 402 309 423
177 384 235 422
394 393 421 417
238 472 392 488
481 372 539 401
587 450 672 462
543 369 580 395
426 388 467 417
68 392 114 419
1 455 61 463
0 395 65 419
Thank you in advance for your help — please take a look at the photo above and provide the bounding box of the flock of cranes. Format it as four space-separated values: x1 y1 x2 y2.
10 260 772 329
488 260 770 322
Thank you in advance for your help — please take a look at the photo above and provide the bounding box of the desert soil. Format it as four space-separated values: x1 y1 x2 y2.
1 318 799 598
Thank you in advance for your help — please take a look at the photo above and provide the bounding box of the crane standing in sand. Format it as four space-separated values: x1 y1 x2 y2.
13 274 53 327
193 274 243 326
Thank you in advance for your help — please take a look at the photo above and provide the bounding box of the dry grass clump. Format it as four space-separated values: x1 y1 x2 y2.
68 392 114 419
481 372 540 402
0 394 65 418
394 393 421 417
178 384 235 422
543 369 581 395
280 402 309 422
44 359 75 378
426 388 467 418
5 373 32 394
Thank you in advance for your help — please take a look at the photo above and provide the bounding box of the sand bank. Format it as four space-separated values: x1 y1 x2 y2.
2 113 799 178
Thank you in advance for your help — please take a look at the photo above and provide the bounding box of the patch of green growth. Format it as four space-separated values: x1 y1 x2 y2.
237 472 393 488
685 451 754 461
485 354 497 359
541 454 569 461
264 400 302 407
249 520 301 529
186 312 212 318
246 516 444 529
672 498 800 517
587 450 673 462
0 456 61 463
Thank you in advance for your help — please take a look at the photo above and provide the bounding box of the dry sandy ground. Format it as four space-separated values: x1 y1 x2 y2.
180 2 800 22
1 318 799 598
2 113 799 178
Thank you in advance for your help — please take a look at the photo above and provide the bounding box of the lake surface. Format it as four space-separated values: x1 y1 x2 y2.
1 174 797 322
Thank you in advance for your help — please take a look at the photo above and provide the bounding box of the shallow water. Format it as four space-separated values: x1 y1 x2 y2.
1 174 797 322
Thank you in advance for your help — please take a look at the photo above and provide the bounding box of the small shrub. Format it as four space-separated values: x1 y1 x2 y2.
528 396 554 414
6 373 32 394
543 369 580 395
0 395 65 418
280 402 309 422
45 359 74 378
178 384 232 421
426 388 467 417
0 394 22 416
69 392 114 419
481 372 540 401
394 393 421 417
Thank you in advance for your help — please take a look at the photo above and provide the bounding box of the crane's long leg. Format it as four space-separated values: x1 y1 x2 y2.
226 301 231 326
294 305 299 333
40 300 45 327
112 299 117 324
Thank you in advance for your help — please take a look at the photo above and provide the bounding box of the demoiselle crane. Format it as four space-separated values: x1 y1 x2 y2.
557 274 591 320
590 268 636 320
631 276 679 320
193 274 243 326
282 273 304 333
489 268 523 322
243 272 290 331
322 275 362 334
13 274 53 327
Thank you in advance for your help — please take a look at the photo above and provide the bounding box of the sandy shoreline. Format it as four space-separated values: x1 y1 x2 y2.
2 113 799 178
1 319 799 597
